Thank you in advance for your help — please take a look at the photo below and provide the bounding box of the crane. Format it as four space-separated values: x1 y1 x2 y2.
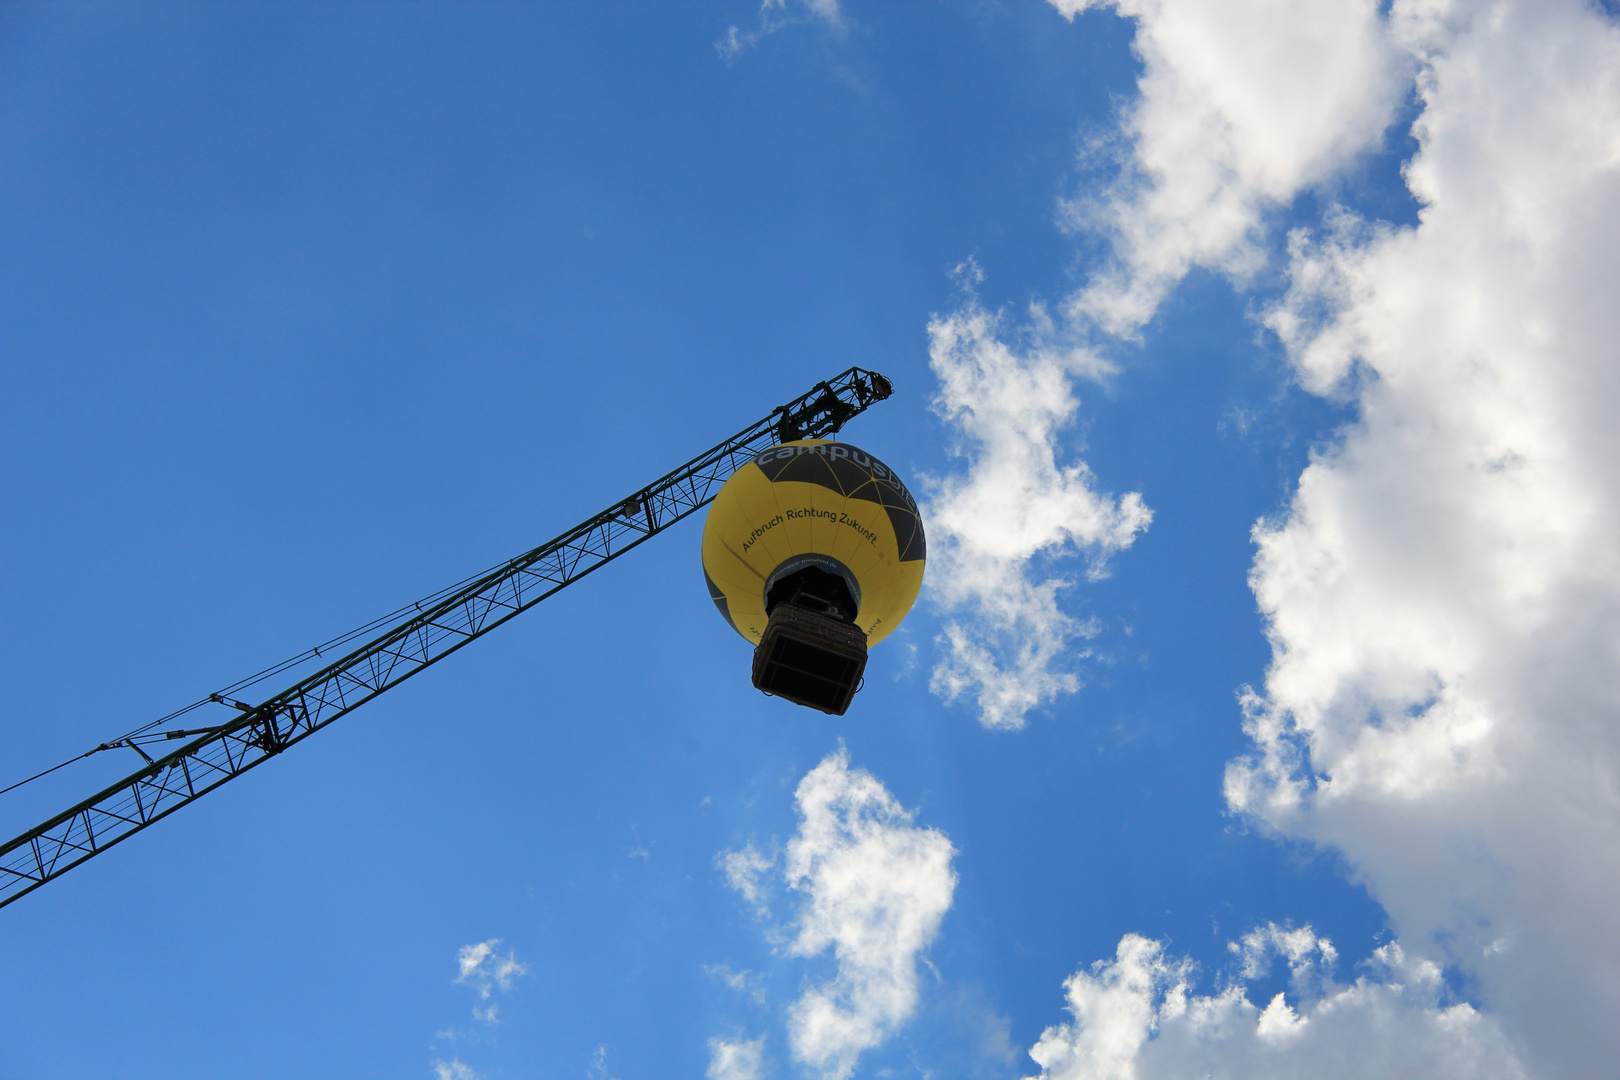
0 367 894 908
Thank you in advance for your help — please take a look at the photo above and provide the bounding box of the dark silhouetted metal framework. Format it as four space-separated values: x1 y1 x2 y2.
0 367 892 908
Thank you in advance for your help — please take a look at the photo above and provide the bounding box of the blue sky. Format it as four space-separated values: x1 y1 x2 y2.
4 3 1617 1079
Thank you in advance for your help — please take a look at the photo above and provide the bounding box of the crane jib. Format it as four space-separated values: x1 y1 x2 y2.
0 367 893 909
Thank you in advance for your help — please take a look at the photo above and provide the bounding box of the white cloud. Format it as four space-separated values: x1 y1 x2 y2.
717 843 774 917
588 1044 621 1080
431 1059 480 1080
782 748 957 1079
453 939 527 1024
926 271 1152 729
717 0 845 61
704 962 768 1005
1229 922 1337 984
927 1 1391 732
708 1035 768 1080
1025 929 1528 1080
1225 2 1620 1073
1033 0 1620 1074
718 748 957 1080
428 940 528 1075
1047 0 1408 337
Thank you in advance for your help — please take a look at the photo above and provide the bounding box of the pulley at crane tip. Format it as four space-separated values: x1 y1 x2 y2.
700 439 926 715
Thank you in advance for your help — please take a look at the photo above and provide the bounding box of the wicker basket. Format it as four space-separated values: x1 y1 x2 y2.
751 603 869 715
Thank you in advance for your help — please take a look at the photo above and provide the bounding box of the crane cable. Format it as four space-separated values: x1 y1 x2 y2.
0 558 541 798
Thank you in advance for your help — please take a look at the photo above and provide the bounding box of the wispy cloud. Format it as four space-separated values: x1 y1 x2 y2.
588 1044 621 1080
926 265 1151 729
717 842 775 918
431 1060 480 1080
707 1035 768 1080
717 0 846 62
428 939 529 1077
704 962 769 1005
1229 922 1338 987
717 747 957 1080
1024 930 1528 1079
454 939 528 1025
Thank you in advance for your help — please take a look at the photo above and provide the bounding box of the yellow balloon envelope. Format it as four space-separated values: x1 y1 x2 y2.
701 439 925 648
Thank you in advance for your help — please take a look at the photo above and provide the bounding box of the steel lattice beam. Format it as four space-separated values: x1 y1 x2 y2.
1 367 892 908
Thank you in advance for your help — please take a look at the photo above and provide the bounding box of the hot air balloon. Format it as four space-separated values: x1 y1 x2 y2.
701 439 925 714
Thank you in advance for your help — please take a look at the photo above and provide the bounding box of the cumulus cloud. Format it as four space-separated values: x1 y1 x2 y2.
782 749 958 1077
945 0 1402 732
718 748 957 1080
1033 0 1620 1074
1024 929 1528 1080
926 270 1152 729
707 1035 768 1080
1224 2 1620 1073
717 0 845 61
1048 0 1408 337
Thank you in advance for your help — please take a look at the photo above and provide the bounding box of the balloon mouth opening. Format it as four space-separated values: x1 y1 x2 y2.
754 553 867 715
763 553 861 623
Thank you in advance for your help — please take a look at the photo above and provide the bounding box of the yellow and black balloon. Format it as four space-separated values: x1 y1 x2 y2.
701 439 924 712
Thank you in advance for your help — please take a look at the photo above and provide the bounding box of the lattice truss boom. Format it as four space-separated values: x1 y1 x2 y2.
1 368 891 907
